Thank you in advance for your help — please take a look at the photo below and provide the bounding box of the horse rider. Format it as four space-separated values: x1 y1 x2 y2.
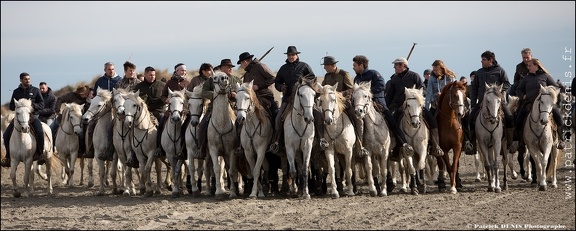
318 56 358 150
38 81 57 126
87 62 122 161
50 85 92 158
514 58 566 150
422 59 457 157
467 50 516 154
1 72 46 167
156 63 190 157
269 46 315 154
126 66 166 168
352 55 414 159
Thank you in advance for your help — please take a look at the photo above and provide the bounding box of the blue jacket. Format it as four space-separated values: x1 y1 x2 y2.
9 84 44 114
425 73 455 109
354 69 386 107
92 74 121 96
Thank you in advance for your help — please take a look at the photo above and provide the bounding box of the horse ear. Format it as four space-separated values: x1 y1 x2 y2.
13 98 19 106
168 88 174 95
354 82 359 90
332 82 339 90
185 89 192 98
134 89 140 96
484 82 490 89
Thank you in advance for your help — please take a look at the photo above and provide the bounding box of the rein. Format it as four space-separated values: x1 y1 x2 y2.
528 93 552 140
60 108 82 136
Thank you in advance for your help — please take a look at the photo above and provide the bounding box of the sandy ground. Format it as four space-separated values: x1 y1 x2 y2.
1 149 575 230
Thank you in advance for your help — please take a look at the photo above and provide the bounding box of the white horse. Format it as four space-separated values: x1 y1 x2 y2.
55 102 84 188
82 87 117 196
352 82 389 197
235 80 274 198
111 88 140 196
523 85 560 191
9 98 54 197
184 86 210 197
398 87 429 195
317 82 355 198
162 88 188 197
123 90 171 197
208 71 240 199
283 77 321 199
475 83 505 192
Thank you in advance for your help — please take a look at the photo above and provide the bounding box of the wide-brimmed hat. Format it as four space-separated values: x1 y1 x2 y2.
321 56 338 65
237 52 255 64
392 57 409 66
216 59 236 69
75 85 90 95
284 46 301 55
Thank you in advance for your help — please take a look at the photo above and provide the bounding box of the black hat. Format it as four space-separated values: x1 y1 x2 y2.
216 59 236 69
321 56 338 65
470 71 477 77
284 46 301 55
423 69 431 75
237 52 254 64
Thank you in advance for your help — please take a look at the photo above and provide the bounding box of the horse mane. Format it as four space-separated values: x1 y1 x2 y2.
170 89 186 100
15 98 33 111
96 88 112 102
541 85 559 103
284 78 321 118
126 91 150 113
239 82 268 122
321 84 346 114
403 87 424 107
354 81 373 99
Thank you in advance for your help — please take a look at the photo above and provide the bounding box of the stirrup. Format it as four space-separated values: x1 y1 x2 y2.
402 143 414 156
557 141 565 150
154 148 165 158
432 145 444 157
269 142 280 154
464 141 475 155
125 157 139 168
1 158 11 168
319 138 329 150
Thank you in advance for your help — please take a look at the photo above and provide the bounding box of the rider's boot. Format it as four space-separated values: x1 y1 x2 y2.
1 122 13 167
269 119 284 154
125 151 139 168
506 127 518 153
557 124 566 150
429 128 444 157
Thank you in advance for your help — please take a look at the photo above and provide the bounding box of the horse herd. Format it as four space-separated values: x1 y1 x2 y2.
1 71 573 200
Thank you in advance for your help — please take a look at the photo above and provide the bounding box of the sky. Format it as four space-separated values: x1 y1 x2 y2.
1 1 575 105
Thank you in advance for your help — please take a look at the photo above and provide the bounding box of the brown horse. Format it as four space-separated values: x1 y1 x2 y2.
435 81 467 194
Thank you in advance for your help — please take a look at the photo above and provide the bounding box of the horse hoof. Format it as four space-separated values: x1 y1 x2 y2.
331 192 340 199
369 190 378 197
539 185 547 191
299 194 311 200
171 192 180 198
87 182 94 188
487 187 494 192
450 189 457 194
511 172 518 180
475 178 481 182
143 191 153 197
495 187 501 193
166 185 173 192
215 194 226 200
192 190 202 198
14 192 21 198
96 191 105 196
411 189 419 195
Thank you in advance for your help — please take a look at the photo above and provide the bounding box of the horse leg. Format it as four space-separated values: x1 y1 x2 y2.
211 151 227 199
533 152 547 191
87 158 94 188
493 150 501 193
142 156 155 197
363 155 377 196
35 162 48 181
253 147 267 198
286 149 298 197
111 155 119 195
96 153 107 196
171 158 183 198
474 153 483 182
547 148 558 188
78 158 85 186
187 157 200 197
436 155 447 192
325 149 339 198
24 159 33 197
11 159 21 197
45 155 53 195
502 148 509 191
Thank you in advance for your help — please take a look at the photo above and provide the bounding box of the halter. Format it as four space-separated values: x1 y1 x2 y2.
528 92 553 139
401 97 422 121
321 92 336 120
448 86 465 109
187 95 204 118
235 88 253 114
481 90 502 122
401 96 423 139
293 84 315 117
320 91 345 143
84 98 112 122
60 107 83 136
14 108 31 133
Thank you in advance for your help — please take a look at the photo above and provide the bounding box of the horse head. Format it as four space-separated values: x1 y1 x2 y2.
167 88 185 123
294 77 320 124
403 86 424 128
82 87 112 124
235 81 253 125
352 82 372 119
63 103 85 135
482 83 503 124
13 98 33 133
440 81 467 118
112 88 129 122
212 71 230 96
318 82 344 125
185 85 204 127
122 90 144 128
533 85 559 125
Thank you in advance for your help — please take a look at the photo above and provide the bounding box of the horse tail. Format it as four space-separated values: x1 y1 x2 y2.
48 150 64 173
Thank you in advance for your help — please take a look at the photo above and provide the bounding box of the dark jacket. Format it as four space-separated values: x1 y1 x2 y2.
55 91 88 114
385 68 423 111
354 69 386 107
38 87 57 122
516 70 558 110
93 74 122 96
322 68 354 97
275 59 316 103
161 74 190 103
244 60 276 100
9 84 44 114
471 62 510 109
510 61 529 96
133 79 166 116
